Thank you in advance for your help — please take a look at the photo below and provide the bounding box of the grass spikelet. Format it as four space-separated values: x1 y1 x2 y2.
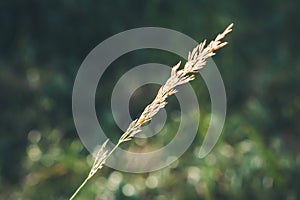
69 23 233 199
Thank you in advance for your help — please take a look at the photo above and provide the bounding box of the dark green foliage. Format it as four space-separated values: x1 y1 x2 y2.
0 0 299 199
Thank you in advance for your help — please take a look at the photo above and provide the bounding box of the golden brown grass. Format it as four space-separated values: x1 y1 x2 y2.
69 23 233 200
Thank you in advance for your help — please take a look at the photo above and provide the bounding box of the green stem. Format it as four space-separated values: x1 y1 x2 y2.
69 140 123 200
103 140 122 163
69 176 90 200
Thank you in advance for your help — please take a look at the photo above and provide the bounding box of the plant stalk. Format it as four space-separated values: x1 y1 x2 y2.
69 140 122 199
69 176 90 200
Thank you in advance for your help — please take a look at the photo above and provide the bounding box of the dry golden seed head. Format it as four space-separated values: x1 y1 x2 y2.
69 24 233 200
171 61 181 77
94 139 109 162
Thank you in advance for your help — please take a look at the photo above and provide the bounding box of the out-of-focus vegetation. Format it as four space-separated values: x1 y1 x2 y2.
0 1 299 200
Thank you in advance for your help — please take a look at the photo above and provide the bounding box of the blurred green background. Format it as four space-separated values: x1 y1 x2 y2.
0 0 299 199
